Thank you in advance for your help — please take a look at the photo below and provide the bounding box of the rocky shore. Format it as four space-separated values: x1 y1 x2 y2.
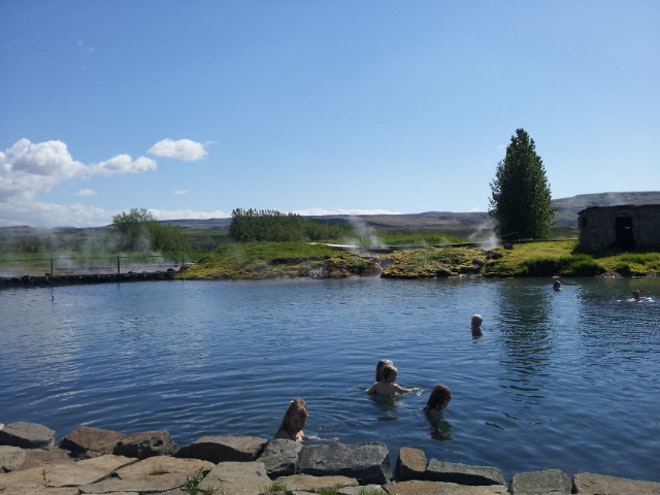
0 270 179 288
1 422 658 495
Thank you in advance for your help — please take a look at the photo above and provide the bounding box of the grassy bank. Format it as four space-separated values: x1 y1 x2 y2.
177 240 660 280
179 242 381 279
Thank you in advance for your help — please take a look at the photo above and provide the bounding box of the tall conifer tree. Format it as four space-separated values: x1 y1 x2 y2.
489 128 556 240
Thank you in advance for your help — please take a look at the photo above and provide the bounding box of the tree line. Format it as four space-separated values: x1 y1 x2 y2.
228 208 352 242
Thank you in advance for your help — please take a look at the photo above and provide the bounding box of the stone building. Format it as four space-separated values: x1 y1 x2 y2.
578 204 660 251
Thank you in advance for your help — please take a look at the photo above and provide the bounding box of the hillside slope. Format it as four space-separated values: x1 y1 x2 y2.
1 192 658 237
326 191 660 236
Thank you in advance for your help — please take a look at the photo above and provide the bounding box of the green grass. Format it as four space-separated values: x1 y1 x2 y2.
481 241 660 277
377 231 464 247
179 241 380 280
178 239 660 280
381 247 485 278
184 469 213 495
481 240 576 277
594 251 660 276
268 480 289 493
5 234 659 280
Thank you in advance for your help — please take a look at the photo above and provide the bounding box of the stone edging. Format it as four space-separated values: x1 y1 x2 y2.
1 422 659 494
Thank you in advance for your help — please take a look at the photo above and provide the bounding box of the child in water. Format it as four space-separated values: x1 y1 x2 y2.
274 398 308 441
366 364 415 395
274 399 337 443
375 359 393 381
423 384 452 423
470 314 483 336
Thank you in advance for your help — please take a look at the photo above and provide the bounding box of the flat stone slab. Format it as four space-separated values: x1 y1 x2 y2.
298 442 392 485
274 473 359 492
425 459 506 486
0 445 28 472
338 483 387 494
176 435 268 463
0 422 55 449
573 472 660 495
58 425 123 458
198 461 271 495
113 430 178 459
386 480 509 495
396 446 428 481
0 454 134 490
510 469 571 494
258 439 303 477
17 446 76 473
0 487 80 495
79 455 214 493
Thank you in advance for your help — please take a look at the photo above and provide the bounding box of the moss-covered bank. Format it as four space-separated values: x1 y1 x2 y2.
178 241 660 280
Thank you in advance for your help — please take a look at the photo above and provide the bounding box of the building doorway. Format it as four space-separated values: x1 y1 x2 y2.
615 216 635 250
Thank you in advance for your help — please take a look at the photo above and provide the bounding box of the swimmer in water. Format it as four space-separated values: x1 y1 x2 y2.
375 359 393 382
366 364 415 396
274 398 338 443
423 384 452 423
471 314 483 337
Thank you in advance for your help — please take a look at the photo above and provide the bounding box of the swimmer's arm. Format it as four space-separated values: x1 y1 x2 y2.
394 384 417 393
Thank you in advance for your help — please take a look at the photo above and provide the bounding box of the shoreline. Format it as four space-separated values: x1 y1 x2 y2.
1 421 659 494
1 267 658 289
0 269 179 288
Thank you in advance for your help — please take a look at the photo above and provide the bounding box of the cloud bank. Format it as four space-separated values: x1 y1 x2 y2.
0 137 396 228
0 137 213 228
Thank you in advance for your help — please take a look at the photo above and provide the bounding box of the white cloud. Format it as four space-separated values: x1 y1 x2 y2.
76 189 97 197
174 189 190 195
148 138 208 161
0 139 158 205
0 200 115 228
147 208 230 221
0 138 86 202
0 201 230 228
90 154 157 176
292 208 402 216
0 138 164 227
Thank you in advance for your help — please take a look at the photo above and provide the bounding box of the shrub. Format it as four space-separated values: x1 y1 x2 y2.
524 257 561 276
561 258 604 276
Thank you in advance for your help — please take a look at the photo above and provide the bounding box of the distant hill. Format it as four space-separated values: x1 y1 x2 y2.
1 192 659 238
159 191 660 234
551 191 660 227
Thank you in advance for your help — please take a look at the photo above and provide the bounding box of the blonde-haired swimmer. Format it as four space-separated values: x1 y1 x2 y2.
274 399 338 443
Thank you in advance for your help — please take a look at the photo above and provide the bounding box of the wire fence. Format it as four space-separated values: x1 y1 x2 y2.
0 255 185 278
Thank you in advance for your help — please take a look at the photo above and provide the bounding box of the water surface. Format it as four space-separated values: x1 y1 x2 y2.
1 277 658 481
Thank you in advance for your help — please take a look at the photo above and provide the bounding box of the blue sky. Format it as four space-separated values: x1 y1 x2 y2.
1 0 659 228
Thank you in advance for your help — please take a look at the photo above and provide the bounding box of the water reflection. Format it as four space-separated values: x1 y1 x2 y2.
429 420 452 441
368 394 400 421
495 280 554 379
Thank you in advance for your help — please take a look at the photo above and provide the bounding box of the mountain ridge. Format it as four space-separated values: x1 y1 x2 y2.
1 191 659 236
